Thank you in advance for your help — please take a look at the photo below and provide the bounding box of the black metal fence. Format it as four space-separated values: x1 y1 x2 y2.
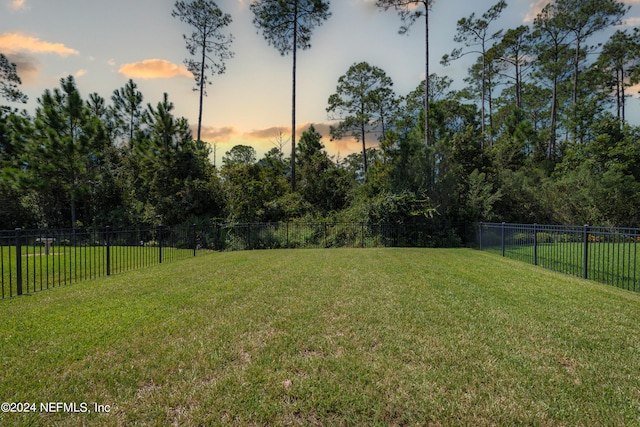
469 222 640 292
204 222 464 252
0 222 464 300
6 221 636 299
0 225 196 299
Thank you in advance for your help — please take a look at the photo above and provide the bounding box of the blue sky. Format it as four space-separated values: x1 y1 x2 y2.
2 0 640 161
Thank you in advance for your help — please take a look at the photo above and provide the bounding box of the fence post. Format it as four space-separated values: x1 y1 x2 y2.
15 228 22 296
158 225 164 264
106 226 111 276
324 223 327 248
583 224 589 279
192 223 197 257
479 222 483 251
361 222 365 248
501 222 506 257
533 223 538 266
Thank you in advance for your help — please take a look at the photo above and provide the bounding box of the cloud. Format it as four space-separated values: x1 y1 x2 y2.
324 134 380 158
239 122 378 157
523 0 548 23
0 32 78 56
622 16 640 26
354 0 378 15
198 126 236 142
243 126 291 140
0 33 77 85
325 137 360 155
524 1 640 23
118 59 192 79
205 122 380 158
4 51 39 84
244 123 334 140
75 69 87 78
301 122 333 138
8 0 28 10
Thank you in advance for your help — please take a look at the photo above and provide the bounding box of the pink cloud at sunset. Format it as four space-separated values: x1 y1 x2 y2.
198 126 237 142
525 0 640 23
0 32 78 56
8 0 28 10
240 122 376 158
119 59 192 80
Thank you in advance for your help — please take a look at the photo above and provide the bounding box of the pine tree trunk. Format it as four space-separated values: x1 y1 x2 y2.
549 78 558 159
361 123 368 176
620 68 626 125
516 54 522 109
481 52 486 150
198 41 206 142
291 0 298 192
424 6 430 148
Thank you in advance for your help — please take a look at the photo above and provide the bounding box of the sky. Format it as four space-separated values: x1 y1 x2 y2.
2 0 640 163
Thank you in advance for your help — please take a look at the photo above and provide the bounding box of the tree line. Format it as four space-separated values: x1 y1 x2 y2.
1 0 640 231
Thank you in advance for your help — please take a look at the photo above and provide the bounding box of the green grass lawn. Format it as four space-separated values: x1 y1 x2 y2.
1 248 640 426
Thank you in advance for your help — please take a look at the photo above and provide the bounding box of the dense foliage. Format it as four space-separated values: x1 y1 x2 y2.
1 0 640 230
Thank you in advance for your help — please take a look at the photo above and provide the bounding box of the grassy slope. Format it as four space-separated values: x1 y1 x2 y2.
1 248 639 426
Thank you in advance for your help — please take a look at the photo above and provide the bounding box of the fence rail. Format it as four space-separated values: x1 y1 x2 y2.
469 222 640 292
0 222 463 300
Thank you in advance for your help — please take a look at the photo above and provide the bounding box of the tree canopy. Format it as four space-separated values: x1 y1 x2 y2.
2 0 640 231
